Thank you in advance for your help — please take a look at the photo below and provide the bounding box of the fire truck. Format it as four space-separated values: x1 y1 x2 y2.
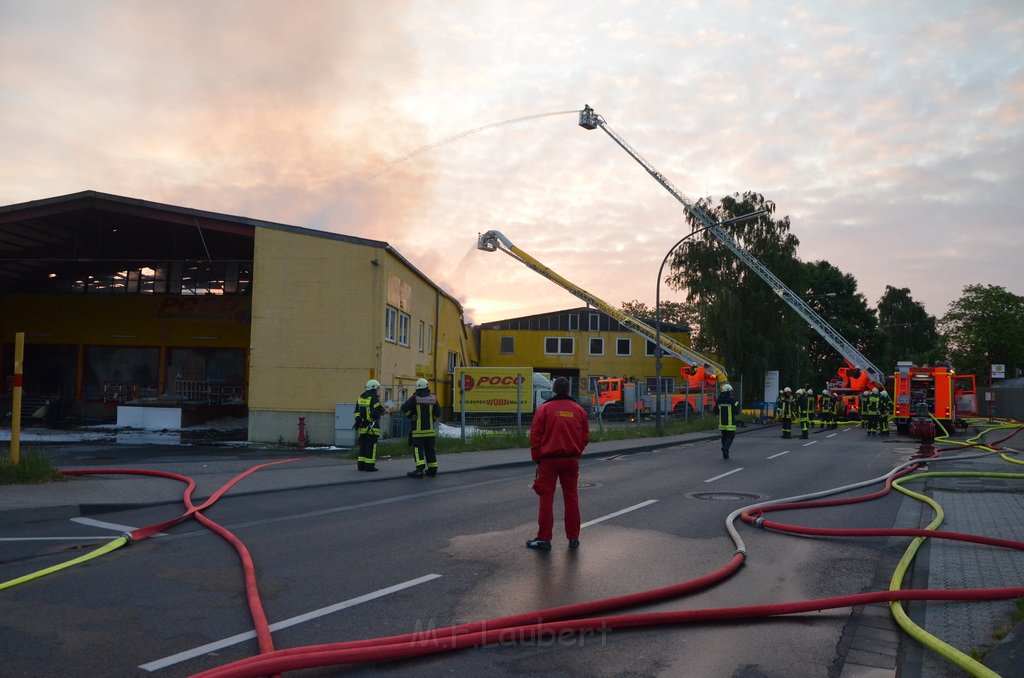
596 365 717 418
825 360 884 418
893 362 977 438
476 230 728 420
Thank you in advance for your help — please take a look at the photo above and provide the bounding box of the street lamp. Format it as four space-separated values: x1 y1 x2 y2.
654 209 768 435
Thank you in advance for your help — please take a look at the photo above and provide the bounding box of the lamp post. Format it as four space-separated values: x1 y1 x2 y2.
655 226 713 435
654 209 769 435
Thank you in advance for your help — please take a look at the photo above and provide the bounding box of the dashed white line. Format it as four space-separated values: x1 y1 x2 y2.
704 468 744 483
802 440 818 447
826 433 838 438
71 517 143 533
767 450 789 460
139 573 442 672
581 499 658 528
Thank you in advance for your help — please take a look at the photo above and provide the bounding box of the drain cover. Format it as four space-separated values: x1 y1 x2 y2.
687 491 762 501
577 481 599 488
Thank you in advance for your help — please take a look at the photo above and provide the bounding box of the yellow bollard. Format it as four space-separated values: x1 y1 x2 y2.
10 332 23 465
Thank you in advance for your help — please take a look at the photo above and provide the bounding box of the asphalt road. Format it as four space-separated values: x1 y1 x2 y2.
0 426 917 677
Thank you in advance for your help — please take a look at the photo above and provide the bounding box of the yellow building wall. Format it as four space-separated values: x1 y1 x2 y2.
248 228 380 415
247 228 473 430
375 253 475 409
478 327 699 394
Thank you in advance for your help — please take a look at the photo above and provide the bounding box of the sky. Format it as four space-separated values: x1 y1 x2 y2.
1 0 1021 326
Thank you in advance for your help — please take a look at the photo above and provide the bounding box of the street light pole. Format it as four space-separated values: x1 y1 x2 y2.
655 226 712 435
654 209 768 435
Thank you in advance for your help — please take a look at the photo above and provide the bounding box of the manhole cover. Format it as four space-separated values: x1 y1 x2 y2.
687 491 762 501
578 481 599 488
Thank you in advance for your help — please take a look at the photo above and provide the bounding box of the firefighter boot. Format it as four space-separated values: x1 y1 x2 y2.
407 468 425 478
425 467 438 477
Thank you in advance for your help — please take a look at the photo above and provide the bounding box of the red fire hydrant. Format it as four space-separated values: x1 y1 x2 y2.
297 416 308 447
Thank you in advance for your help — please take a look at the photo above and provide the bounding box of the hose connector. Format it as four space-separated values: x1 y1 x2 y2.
754 516 766 528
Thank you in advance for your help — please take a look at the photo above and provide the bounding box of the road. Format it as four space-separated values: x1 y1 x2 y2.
0 426 919 677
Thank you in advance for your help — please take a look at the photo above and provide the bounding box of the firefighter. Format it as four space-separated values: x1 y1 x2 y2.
716 383 737 459
402 378 441 478
879 389 892 436
790 387 806 440
860 391 870 429
355 379 386 472
864 388 881 436
779 387 794 439
819 389 833 430
796 388 811 439
831 390 842 429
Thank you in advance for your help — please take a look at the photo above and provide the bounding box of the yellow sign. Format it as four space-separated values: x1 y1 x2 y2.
454 367 533 413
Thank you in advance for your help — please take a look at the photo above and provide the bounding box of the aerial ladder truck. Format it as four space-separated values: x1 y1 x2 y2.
577 104 889 398
476 229 725 418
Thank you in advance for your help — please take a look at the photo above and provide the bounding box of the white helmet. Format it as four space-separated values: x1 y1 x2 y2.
796 388 805 395
871 388 879 394
365 379 381 390
783 387 792 393
821 389 829 396
721 383 733 392
415 378 428 389
881 390 889 397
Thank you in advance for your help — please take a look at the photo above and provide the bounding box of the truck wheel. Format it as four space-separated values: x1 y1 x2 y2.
672 402 693 418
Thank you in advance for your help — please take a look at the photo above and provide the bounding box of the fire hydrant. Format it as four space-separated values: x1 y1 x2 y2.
297 416 308 447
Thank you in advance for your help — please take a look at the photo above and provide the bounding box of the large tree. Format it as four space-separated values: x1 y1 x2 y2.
876 285 940 369
938 284 1024 380
667 192 804 398
797 260 882 389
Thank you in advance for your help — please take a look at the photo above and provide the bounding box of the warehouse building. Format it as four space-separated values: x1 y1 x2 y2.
0 191 476 445
476 306 700 403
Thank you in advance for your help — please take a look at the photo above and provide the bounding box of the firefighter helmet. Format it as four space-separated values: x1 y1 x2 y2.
872 388 879 394
822 389 829 396
365 379 381 390
415 378 428 389
721 383 733 392
783 387 792 393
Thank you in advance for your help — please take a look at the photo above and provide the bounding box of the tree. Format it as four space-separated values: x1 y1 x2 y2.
938 284 1024 379
797 260 882 388
668 192 805 396
620 299 693 328
876 286 940 368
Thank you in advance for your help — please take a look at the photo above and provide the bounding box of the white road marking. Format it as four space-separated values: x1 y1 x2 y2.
581 499 658 528
767 451 789 459
704 468 744 483
71 517 143 533
826 433 837 438
0 535 116 542
139 573 442 672
803 440 818 447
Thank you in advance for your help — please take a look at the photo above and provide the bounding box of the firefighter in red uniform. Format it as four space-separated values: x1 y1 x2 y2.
527 377 589 551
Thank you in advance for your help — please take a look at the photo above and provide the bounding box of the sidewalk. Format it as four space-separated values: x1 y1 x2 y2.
2 425 1022 676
